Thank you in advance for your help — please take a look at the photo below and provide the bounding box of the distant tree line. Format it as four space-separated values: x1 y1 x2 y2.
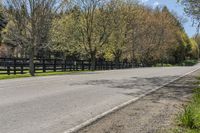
0 0 199 76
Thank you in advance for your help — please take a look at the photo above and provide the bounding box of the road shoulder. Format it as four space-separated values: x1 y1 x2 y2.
77 70 200 133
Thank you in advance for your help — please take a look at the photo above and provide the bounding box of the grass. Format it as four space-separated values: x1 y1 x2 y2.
179 60 198 66
0 70 90 80
155 63 173 67
0 74 31 80
154 60 198 67
175 87 200 133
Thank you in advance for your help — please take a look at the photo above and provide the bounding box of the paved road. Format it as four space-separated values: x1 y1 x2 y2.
0 64 200 133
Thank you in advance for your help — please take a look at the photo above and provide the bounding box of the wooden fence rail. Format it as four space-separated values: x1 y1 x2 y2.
0 58 132 75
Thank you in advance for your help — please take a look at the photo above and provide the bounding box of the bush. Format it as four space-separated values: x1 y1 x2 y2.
179 105 196 129
155 63 173 67
154 60 198 67
180 60 198 66
178 88 200 132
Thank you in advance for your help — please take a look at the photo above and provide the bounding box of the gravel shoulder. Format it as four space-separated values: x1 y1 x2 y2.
78 70 200 133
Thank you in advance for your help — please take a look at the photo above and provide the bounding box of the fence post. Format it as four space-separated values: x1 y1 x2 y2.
33 63 35 73
81 60 84 71
111 62 113 70
7 66 10 75
95 61 97 70
76 61 78 71
101 61 103 70
54 59 56 72
88 61 91 70
21 64 24 74
13 58 17 75
69 61 72 71
61 60 64 71
22 59 25 74
73 61 76 71
43 59 46 72
64 60 67 71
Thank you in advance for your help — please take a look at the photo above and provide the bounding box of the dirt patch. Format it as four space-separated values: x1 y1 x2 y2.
77 71 200 133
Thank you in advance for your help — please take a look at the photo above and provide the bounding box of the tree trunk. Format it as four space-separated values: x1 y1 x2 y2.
90 52 96 71
131 52 136 68
132 59 135 68
114 50 122 69
29 46 35 76
115 57 120 69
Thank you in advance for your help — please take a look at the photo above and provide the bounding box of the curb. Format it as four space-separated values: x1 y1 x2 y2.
64 67 200 133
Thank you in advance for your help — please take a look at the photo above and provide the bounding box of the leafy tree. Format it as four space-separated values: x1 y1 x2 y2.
178 0 200 33
0 4 7 42
189 38 199 59
2 0 197 70
50 10 82 59
194 35 200 46
193 35 200 56
104 0 131 66
71 0 112 70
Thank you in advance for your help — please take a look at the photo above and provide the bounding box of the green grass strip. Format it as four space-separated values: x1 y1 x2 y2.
176 87 200 133
0 70 90 80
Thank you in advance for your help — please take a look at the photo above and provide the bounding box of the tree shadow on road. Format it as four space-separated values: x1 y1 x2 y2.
70 75 197 101
125 75 198 104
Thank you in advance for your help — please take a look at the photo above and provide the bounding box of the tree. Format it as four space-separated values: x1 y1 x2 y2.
193 34 200 56
0 4 7 42
194 35 200 46
189 38 199 59
4 0 67 76
104 0 130 67
71 0 112 70
50 9 82 59
0 10 6 30
1 0 194 71
1 20 26 57
179 0 200 34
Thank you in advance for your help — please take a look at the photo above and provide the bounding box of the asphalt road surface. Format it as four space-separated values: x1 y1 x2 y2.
0 64 200 133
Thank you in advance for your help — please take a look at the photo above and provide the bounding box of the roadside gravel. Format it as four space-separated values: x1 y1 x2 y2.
78 70 200 133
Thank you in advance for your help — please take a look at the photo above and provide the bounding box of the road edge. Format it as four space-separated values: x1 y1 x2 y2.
64 67 200 133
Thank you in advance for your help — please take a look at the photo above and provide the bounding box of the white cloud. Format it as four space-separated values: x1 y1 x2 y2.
141 0 149 3
153 1 159 7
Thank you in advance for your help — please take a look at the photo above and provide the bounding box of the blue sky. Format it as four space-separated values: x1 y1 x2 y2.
140 0 197 37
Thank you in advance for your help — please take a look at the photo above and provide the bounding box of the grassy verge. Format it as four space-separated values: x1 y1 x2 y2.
155 63 173 67
179 60 198 66
0 71 89 80
175 87 200 133
155 60 198 67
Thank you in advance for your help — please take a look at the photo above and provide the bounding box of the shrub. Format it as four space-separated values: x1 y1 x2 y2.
178 88 200 130
155 63 173 67
180 60 198 66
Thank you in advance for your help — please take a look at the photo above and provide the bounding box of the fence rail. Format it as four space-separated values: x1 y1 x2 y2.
0 58 132 75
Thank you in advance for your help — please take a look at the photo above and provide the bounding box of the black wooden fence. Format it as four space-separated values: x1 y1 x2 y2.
0 58 132 75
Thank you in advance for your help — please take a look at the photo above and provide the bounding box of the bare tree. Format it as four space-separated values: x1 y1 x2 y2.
3 0 67 76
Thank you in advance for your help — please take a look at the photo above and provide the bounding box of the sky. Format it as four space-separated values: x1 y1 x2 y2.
140 0 197 37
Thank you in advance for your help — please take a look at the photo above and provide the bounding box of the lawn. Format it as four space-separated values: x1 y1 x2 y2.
0 71 89 80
